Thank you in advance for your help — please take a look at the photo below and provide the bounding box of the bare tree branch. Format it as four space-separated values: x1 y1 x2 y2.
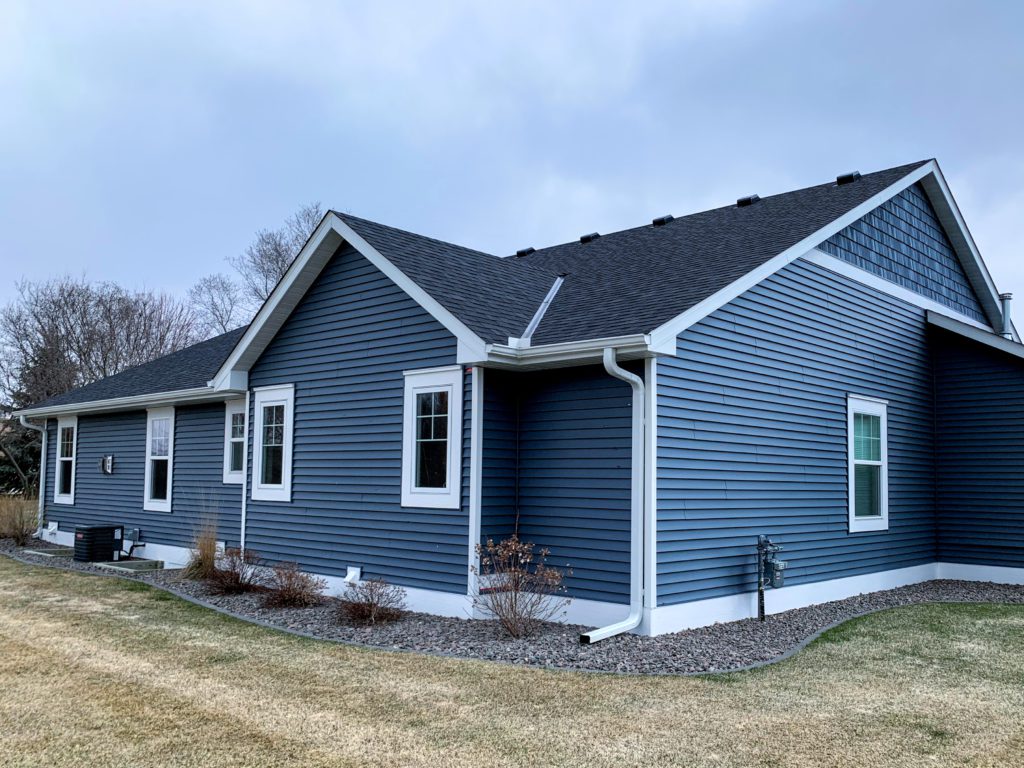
189 273 244 336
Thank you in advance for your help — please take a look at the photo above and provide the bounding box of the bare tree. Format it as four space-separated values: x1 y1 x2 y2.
229 202 322 307
0 277 201 493
189 273 244 336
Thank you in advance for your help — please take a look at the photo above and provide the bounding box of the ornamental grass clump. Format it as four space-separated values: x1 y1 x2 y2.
209 547 262 594
339 578 407 625
0 498 35 546
263 561 327 608
182 517 219 581
473 535 571 638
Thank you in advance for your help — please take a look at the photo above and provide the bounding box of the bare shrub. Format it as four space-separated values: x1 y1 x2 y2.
262 561 326 608
473 536 571 638
338 579 407 625
209 547 262 594
182 517 218 581
0 497 36 545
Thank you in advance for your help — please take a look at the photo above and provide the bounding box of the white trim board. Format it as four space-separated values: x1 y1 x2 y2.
467 366 483 594
927 310 1024 360
213 213 489 391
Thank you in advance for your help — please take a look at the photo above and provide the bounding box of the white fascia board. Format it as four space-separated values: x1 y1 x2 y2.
486 334 654 369
648 161 937 351
803 249 994 332
927 310 1024 361
918 164 1019 341
15 387 242 419
212 213 489 390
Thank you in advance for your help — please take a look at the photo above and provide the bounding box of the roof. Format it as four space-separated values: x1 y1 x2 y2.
331 162 930 346
28 159 972 413
27 327 246 411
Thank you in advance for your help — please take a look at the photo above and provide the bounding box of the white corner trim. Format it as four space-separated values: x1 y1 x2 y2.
143 407 175 513
240 390 250 550
467 366 483 594
802 249 994 332
222 399 246 485
847 394 889 533
52 415 78 506
400 367 464 509
518 276 565 346
644 357 657 609
648 162 938 351
212 213 489 391
251 384 294 503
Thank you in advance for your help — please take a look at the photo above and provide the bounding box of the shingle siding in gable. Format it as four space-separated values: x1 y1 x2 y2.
932 329 1024 567
245 243 470 594
41 404 241 548
657 258 937 606
819 183 986 322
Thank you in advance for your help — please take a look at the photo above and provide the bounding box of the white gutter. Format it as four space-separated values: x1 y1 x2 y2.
580 347 645 644
18 415 46 533
15 386 245 419
487 333 654 369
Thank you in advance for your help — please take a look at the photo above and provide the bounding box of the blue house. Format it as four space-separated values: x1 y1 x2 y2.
18 159 1024 638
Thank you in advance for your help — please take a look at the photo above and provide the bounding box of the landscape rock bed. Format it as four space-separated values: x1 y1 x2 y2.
5 539 1024 675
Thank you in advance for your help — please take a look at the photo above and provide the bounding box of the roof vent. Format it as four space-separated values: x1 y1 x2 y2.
736 194 760 207
652 215 674 227
580 232 601 244
515 247 535 257
836 171 861 185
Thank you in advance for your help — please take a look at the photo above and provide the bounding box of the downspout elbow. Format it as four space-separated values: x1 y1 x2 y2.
580 348 646 644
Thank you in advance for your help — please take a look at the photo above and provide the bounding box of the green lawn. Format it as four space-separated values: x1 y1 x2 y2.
2 556 1024 767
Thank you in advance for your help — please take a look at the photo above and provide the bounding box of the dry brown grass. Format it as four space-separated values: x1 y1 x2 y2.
1 555 1024 767
181 516 218 581
0 497 35 545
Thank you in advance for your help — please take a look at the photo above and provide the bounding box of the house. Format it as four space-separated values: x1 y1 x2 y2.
17 159 1024 639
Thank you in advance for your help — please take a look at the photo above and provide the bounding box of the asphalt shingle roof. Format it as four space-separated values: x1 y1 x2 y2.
26 161 931 411
28 327 246 410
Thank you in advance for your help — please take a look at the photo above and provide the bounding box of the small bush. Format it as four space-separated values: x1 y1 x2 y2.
339 578 407 625
209 547 262 594
262 561 326 608
182 517 218 581
473 536 571 638
0 498 36 546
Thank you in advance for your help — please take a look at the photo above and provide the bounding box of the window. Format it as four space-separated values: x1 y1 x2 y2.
53 416 77 505
223 400 246 484
252 385 294 502
401 366 463 509
144 407 174 512
848 395 888 532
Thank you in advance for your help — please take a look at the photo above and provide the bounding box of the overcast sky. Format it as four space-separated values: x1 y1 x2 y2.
2 1 1022 311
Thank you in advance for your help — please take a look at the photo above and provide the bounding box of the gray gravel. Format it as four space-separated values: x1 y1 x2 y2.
5 539 1024 675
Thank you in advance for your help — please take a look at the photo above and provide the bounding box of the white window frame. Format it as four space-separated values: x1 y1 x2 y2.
144 407 175 513
252 384 294 502
223 399 246 484
401 366 463 509
847 394 889 533
53 415 78 505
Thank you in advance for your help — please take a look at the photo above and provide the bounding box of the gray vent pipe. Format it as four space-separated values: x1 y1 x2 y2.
1000 293 1013 339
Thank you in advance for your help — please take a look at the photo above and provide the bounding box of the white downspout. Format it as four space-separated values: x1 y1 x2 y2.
19 415 46 534
580 348 645 644
240 390 250 551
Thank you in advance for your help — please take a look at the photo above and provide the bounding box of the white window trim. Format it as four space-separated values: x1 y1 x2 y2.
223 399 246 484
143 407 174 513
401 366 463 510
53 415 78 505
848 394 889 533
252 384 294 502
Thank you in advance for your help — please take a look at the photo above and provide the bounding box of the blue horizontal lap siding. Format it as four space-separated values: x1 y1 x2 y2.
819 183 986 322
657 258 936 606
42 404 241 548
482 367 632 604
933 329 1024 567
245 244 470 594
